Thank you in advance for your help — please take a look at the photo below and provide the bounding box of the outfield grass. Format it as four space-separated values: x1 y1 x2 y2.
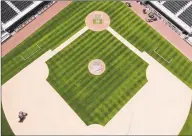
20 45 41 60
1 106 14 136
109 4 192 88
2 1 192 134
47 30 148 125
179 103 192 136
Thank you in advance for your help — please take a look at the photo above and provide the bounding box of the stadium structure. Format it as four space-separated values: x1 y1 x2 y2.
1 1 56 43
145 1 192 45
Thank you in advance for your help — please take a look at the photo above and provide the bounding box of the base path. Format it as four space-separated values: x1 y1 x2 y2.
1 1 71 57
53 26 88 54
2 25 192 135
128 1 192 62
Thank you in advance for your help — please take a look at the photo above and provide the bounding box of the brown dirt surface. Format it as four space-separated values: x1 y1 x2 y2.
1 1 71 57
128 1 192 62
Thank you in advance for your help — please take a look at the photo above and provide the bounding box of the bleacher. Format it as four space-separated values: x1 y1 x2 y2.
1 1 18 23
178 5 192 27
163 1 189 14
1 1 55 43
147 1 192 34
11 1 33 11
1 30 11 43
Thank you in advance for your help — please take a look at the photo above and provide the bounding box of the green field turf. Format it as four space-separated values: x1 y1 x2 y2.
1 106 14 136
2 2 192 88
20 45 41 60
179 103 192 136
47 30 148 125
2 1 192 134
109 7 192 88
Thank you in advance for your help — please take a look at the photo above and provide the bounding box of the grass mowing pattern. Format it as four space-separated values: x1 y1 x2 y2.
46 30 148 125
1 1 192 133
108 3 192 133
2 2 192 88
109 3 192 88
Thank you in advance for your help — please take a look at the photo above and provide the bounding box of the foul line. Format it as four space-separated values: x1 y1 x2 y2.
153 47 173 64
52 26 89 55
106 26 150 64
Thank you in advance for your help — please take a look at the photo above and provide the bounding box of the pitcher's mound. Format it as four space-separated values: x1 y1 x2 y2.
88 59 106 75
85 11 110 31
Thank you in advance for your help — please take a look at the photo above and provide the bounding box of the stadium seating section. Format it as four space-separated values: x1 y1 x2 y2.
1 1 17 23
179 5 192 27
163 1 189 14
11 1 33 11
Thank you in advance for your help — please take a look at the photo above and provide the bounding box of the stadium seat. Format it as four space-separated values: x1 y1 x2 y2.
11 1 33 11
179 5 192 27
163 1 189 14
1 1 18 23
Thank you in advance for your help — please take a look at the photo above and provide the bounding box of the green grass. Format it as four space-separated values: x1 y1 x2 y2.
2 2 192 88
20 45 41 60
153 47 175 63
179 103 192 136
46 30 148 125
1 106 14 136
1 1 192 134
108 4 192 88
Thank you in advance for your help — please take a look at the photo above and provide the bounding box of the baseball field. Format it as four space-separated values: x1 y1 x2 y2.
2 1 192 135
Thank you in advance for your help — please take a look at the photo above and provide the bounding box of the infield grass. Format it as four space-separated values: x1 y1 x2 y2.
46 30 148 125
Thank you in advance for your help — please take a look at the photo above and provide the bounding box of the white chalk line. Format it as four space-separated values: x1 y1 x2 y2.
20 45 41 61
153 47 174 64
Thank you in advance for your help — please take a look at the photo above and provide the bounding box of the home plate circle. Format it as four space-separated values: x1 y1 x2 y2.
88 59 106 75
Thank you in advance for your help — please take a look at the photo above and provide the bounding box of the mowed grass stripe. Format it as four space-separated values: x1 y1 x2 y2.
2 1 106 83
3 1 192 88
66 33 141 103
47 30 148 125
90 64 147 124
47 31 117 96
109 3 192 88
51 31 113 84
84 60 144 111
55 32 124 98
